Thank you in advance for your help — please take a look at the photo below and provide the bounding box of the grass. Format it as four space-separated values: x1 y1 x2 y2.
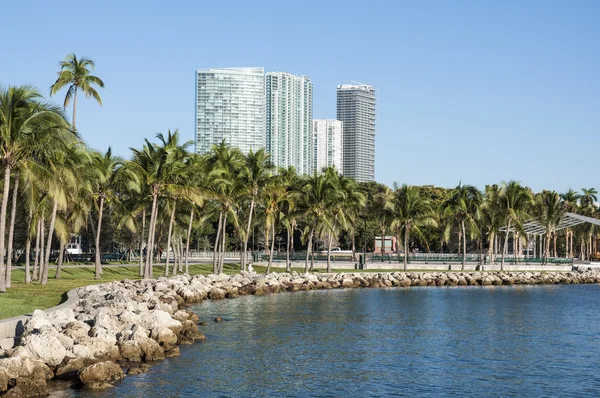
0 263 241 320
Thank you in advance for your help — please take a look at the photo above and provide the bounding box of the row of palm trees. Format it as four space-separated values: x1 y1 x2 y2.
1 55 598 294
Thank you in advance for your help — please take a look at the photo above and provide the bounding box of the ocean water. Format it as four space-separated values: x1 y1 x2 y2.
55 284 600 397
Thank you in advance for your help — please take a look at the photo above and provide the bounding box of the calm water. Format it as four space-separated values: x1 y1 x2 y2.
54 285 600 397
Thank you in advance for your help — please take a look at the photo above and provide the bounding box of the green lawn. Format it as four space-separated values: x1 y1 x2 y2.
0 263 241 320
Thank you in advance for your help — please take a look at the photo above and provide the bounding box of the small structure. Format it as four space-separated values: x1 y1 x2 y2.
374 236 397 254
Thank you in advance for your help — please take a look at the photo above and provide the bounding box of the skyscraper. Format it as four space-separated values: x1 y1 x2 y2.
336 83 376 182
313 119 343 173
195 67 265 154
266 72 313 174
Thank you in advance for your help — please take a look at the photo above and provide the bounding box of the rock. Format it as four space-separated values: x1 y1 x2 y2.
164 347 180 357
138 338 165 362
139 310 182 335
214 316 223 322
150 326 177 349
78 361 125 389
127 363 151 375
55 357 98 380
119 341 142 362
209 287 226 299
17 334 66 367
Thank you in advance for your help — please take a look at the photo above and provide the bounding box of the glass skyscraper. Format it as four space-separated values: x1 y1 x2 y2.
336 84 376 182
195 68 265 154
265 72 313 174
313 119 343 174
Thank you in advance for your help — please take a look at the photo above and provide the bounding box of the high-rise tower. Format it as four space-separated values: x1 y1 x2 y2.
266 72 313 174
313 119 343 173
336 83 376 182
195 67 265 154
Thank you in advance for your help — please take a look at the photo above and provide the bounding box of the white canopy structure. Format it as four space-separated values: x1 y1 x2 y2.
500 212 600 235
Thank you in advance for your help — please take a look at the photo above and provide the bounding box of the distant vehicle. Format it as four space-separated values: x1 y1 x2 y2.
66 235 83 254
319 247 352 254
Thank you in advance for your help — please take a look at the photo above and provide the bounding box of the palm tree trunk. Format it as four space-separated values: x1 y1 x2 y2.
242 198 255 271
178 235 184 272
185 208 193 274
404 224 410 272
380 228 385 261
164 200 177 277
6 173 19 288
41 199 59 285
305 228 314 274
326 232 333 273
145 193 158 279
553 233 557 257
0 164 12 292
33 217 41 281
461 220 466 271
487 231 495 264
72 89 77 131
219 213 228 274
565 231 569 258
213 210 223 274
545 234 551 264
285 227 291 272
95 196 105 280
267 222 275 273
24 211 32 284
139 207 146 277
55 240 65 279
501 221 511 271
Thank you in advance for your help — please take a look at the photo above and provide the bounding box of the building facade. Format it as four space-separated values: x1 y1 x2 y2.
336 84 376 182
195 67 265 154
313 119 343 173
266 72 313 174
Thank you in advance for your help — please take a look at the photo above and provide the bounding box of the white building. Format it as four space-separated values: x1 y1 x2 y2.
313 119 343 173
336 83 376 182
195 67 265 154
266 72 313 174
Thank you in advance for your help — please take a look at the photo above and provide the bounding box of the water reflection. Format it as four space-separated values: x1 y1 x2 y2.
57 285 600 397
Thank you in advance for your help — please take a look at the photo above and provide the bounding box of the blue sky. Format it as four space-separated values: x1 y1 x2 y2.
1 0 598 193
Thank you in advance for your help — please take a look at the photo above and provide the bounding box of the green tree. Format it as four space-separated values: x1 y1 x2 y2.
390 184 438 271
534 190 566 263
0 85 70 291
497 181 534 270
443 183 482 270
50 54 104 131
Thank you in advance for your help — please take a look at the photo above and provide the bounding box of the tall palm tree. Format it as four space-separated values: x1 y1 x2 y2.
497 181 534 270
580 188 598 209
90 148 139 279
534 190 566 264
294 172 338 274
390 184 438 271
0 85 70 291
560 189 580 258
50 53 104 131
443 183 482 270
481 184 503 265
279 166 300 272
240 148 272 271
372 187 394 260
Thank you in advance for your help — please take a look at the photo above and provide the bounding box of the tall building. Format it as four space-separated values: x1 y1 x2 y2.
336 83 376 182
313 119 343 173
195 67 265 154
266 72 313 174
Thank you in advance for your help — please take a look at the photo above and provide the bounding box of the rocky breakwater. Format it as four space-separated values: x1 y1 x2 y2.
2 267 600 396
0 276 206 396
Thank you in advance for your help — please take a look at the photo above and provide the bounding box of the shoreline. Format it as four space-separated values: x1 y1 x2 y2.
1 267 599 396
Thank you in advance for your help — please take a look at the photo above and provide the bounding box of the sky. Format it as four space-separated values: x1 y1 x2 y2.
1 0 598 193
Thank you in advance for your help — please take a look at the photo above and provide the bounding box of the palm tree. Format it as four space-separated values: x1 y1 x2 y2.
480 184 503 265
279 166 300 272
497 181 534 270
560 189 580 258
50 53 104 131
580 188 598 209
0 85 70 291
240 148 272 271
206 141 244 274
90 148 139 279
372 187 394 260
443 183 482 270
390 184 438 271
534 191 566 264
294 172 338 274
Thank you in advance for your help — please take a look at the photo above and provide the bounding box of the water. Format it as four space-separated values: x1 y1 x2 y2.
54 285 600 397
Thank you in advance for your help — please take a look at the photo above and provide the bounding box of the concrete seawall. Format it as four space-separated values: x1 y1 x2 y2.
0 287 79 350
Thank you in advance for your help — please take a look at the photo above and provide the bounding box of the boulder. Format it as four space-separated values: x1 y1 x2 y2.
139 310 182 335
127 363 151 375
78 361 124 389
138 338 165 362
119 341 142 362
17 334 66 367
